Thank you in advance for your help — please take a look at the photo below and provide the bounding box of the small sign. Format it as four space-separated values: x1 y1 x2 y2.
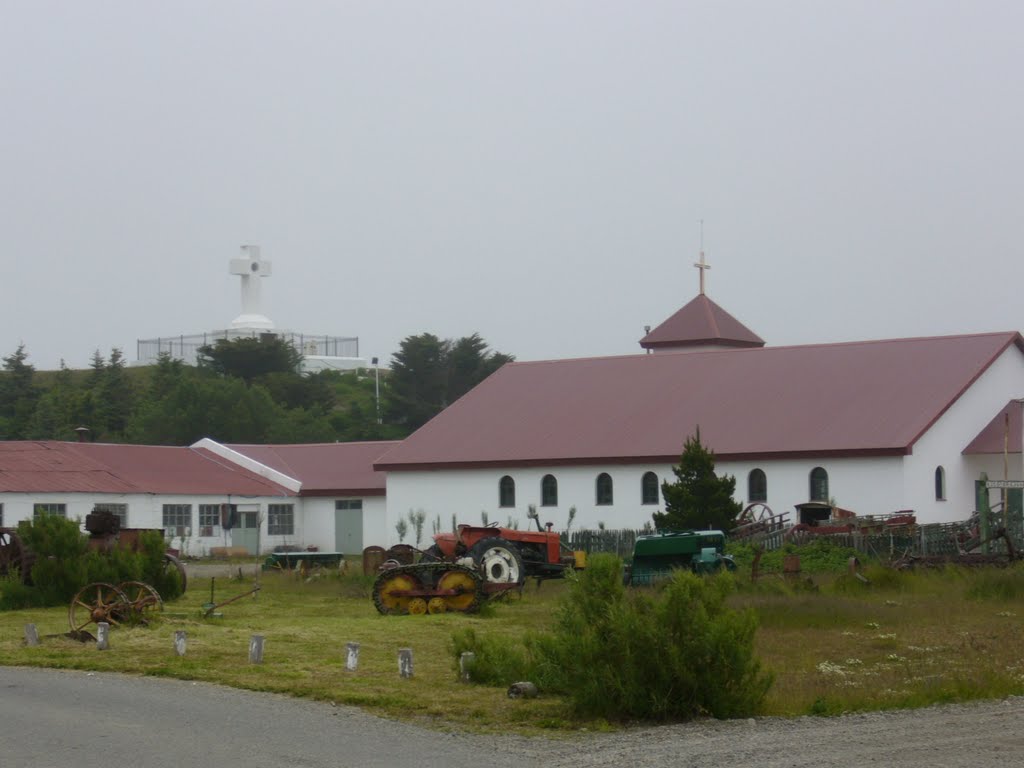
985 480 1024 489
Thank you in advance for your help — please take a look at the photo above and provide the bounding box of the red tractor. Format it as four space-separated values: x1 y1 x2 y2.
371 523 585 615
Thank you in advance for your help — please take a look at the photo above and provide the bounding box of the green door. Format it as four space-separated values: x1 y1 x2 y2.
335 500 363 555
234 509 260 555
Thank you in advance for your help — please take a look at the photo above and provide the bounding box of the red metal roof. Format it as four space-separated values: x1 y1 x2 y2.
226 441 398 496
376 332 1024 470
0 441 294 496
640 294 764 350
963 400 1024 454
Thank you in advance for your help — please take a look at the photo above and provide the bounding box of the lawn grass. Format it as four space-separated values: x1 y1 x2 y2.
1 562 1023 732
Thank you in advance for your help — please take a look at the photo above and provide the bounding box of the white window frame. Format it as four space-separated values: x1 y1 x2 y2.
268 503 294 536
162 504 192 537
198 504 226 538
34 503 67 519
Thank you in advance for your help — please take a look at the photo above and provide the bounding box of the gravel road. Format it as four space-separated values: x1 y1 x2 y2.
2 666 1022 768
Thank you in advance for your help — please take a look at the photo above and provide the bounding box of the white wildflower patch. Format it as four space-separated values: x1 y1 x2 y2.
841 630 856 637
865 621 880 629
885 653 907 662
884 600 902 607
874 633 897 640
817 661 847 676
844 658 863 666
996 611 1016 618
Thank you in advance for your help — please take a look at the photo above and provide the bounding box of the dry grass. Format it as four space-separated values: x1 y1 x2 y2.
1 563 1023 730
736 566 1024 715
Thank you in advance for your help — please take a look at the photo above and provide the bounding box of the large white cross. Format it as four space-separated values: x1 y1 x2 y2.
229 245 274 329
693 249 710 295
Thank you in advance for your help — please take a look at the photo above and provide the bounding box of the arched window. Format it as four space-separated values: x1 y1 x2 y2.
596 473 613 506
499 475 516 508
541 474 558 507
809 467 829 502
748 469 767 502
935 466 946 501
641 472 659 505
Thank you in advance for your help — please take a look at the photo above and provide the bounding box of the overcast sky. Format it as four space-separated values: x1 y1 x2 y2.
2 1 1022 371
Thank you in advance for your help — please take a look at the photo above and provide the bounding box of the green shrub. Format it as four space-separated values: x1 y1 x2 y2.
450 627 532 685
0 574 45 610
529 554 772 720
729 539 867 575
2 518 184 609
19 516 91 606
136 530 184 600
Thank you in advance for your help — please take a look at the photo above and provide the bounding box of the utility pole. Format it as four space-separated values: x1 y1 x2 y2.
373 357 381 424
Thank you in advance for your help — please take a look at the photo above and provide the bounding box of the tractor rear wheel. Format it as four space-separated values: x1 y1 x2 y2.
468 537 525 586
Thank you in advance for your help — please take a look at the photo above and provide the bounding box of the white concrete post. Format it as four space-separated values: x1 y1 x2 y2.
398 648 413 678
249 634 265 664
174 630 187 657
459 652 475 683
24 624 39 647
96 622 110 651
346 642 360 672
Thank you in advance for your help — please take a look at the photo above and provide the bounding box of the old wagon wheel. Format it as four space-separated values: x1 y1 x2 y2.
0 530 30 583
162 553 188 594
68 582 130 635
118 581 163 623
739 502 774 526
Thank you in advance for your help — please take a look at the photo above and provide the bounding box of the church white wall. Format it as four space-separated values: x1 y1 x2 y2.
718 457 907 519
903 346 1024 523
383 456 908 544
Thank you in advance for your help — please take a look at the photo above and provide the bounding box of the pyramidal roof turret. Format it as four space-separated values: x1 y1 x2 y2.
639 236 764 352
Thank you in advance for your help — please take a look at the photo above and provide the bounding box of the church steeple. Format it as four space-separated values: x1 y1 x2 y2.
639 230 764 352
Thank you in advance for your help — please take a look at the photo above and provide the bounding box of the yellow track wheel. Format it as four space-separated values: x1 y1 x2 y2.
437 570 478 613
374 573 420 614
408 597 427 615
427 597 447 614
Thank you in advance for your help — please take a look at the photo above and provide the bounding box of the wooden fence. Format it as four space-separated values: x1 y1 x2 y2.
563 515 1024 561
560 529 647 559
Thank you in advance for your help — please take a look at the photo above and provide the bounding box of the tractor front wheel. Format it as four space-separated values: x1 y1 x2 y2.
468 537 525 586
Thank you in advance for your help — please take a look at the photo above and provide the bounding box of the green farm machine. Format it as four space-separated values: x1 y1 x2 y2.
624 529 736 585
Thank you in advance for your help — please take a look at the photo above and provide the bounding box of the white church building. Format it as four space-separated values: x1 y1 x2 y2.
376 260 1024 536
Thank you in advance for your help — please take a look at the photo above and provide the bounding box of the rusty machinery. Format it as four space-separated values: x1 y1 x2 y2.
0 511 187 593
371 523 585 615
67 580 164 638
84 510 188 592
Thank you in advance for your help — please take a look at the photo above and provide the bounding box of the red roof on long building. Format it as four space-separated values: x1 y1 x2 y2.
227 441 397 496
0 441 294 496
639 294 764 350
376 332 1024 470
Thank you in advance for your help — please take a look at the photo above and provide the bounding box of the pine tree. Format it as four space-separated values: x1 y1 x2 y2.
653 428 741 533
0 344 38 439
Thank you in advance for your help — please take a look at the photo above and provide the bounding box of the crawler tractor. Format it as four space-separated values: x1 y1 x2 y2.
372 523 585 615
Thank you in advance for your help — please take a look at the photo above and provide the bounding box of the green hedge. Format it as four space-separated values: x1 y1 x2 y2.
0 516 183 610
